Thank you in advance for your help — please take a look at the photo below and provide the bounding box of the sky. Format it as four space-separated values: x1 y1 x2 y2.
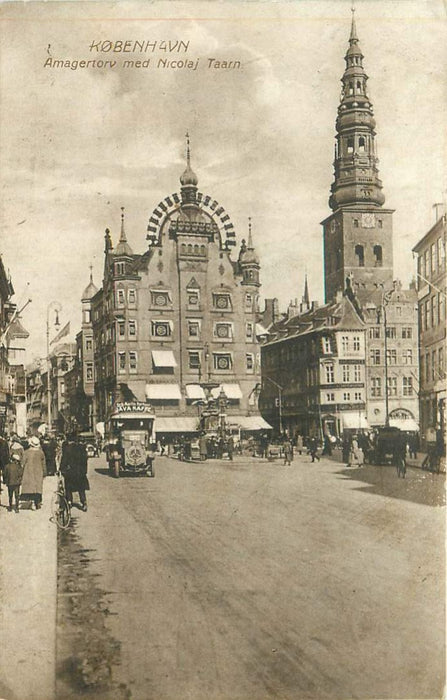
0 0 445 359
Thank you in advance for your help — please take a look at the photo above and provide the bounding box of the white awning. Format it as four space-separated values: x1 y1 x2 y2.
151 350 177 368
210 383 243 400
146 384 182 400
230 415 273 431
156 417 199 433
185 384 206 400
342 412 369 430
389 418 419 432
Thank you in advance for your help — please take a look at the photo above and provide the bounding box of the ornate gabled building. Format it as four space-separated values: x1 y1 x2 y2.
260 293 367 438
91 139 267 436
321 11 419 431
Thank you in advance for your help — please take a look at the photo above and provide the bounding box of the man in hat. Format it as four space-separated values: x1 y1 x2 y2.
60 433 89 511
3 452 23 512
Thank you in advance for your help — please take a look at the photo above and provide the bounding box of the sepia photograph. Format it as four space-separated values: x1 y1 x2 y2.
0 1 445 698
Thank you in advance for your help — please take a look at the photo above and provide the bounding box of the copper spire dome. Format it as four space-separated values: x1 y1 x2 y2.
114 207 134 256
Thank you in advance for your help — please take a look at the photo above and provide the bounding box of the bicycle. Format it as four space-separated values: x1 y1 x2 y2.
51 471 71 529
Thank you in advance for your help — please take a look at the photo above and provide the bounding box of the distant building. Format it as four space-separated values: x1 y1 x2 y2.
90 143 267 437
412 213 446 444
260 293 367 437
26 363 47 431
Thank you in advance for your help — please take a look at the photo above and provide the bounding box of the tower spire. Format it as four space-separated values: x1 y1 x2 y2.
247 216 253 248
114 206 133 256
328 10 385 211
303 273 310 306
180 131 198 204
120 206 127 242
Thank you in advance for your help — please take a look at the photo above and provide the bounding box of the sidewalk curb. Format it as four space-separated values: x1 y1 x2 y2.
0 476 57 700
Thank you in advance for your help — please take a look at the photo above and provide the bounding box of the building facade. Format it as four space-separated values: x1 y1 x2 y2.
260 294 367 438
413 213 446 444
91 146 265 436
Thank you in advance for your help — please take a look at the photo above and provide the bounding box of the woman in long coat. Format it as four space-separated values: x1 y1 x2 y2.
21 436 46 509
60 435 89 510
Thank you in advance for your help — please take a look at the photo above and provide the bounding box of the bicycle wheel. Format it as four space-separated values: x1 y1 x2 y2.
51 492 71 529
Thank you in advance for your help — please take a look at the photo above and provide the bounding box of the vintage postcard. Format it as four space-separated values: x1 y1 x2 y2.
0 1 445 699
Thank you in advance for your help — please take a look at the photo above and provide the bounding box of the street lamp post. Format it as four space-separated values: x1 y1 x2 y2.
262 375 284 435
46 301 61 433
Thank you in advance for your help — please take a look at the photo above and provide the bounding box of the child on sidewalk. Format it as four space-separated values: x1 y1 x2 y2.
3 452 23 513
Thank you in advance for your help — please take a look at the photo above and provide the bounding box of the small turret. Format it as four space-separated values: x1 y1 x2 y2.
114 207 134 257
240 217 260 287
82 266 98 301
180 132 199 205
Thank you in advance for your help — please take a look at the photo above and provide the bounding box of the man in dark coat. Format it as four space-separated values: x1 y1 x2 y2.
60 434 89 511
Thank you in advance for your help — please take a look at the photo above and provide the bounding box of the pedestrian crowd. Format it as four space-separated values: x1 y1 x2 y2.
0 431 90 515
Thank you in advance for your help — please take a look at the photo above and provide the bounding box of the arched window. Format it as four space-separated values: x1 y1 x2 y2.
194 244 199 255
187 244 192 255
348 82 354 95
374 245 383 267
200 245 205 255
355 244 365 267
181 243 186 254
356 80 362 92
358 136 366 152
347 137 354 154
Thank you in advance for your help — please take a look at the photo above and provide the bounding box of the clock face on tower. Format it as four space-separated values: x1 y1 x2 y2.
361 213 375 228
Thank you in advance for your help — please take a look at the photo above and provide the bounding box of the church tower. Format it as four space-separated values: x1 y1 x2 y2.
322 10 394 302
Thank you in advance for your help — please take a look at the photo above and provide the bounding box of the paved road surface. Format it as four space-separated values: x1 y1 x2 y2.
61 454 445 699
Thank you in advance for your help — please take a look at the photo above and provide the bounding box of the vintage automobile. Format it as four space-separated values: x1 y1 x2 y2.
369 427 407 467
105 401 157 478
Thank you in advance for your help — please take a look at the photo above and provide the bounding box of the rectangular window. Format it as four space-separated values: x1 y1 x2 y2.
187 290 200 309
324 364 334 384
439 347 444 374
369 327 380 339
116 289 125 307
187 320 201 338
353 364 361 382
128 320 137 337
353 219 359 228
246 353 254 371
370 349 381 365
326 393 335 402
322 337 332 354
402 349 413 365
386 349 397 365
118 351 126 372
402 377 413 396
128 288 136 307
425 299 430 330
117 321 125 339
151 320 172 338
370 377 382 397
86 364 93 381
431 295 436 327
341 336 349 353
378 219 383 229
353 336 361 351
431 242 436 272
245 293 253 311
401 327 412 339
385 327 396 339
129 351 137 373
425 353 430 383
86 338 93 351
387 377 397 396
424 250 429 279
214 322 233 340
188 351 201 370
432 350 436 381
354 392 362 401
342 364 350 382
213 353 232 371
213 293 232 310
343 392 351 401
246 323 253 340
437 236 444 269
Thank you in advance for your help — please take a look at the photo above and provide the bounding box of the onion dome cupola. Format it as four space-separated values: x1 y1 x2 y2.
114 207 134 257
180 132 199 206
329 9 385 211
240 217 260 287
